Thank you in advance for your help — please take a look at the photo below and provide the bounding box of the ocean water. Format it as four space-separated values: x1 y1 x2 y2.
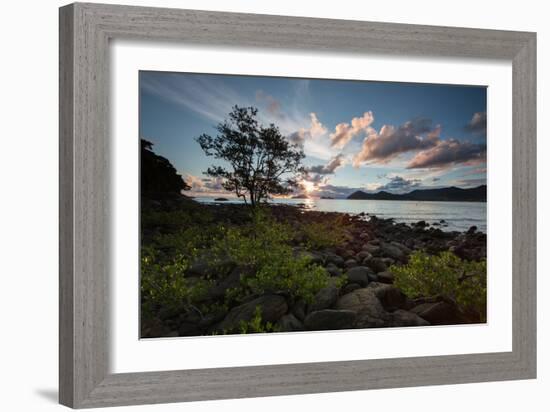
195 197 487 233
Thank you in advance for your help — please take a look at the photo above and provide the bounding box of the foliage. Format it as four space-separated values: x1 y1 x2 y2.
141 139 190 196
238 306 281 334
140 247 215 322
196 106 305 206
211 209 331 304
298 216 350 249
391 251 487 321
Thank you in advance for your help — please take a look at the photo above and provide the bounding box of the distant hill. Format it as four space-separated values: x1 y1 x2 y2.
347 185 487 202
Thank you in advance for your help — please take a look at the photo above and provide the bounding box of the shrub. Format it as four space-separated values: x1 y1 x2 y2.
298 216 349 250
140 247 214 322
391 251 486 321
212 209 331 304
238 305 281 334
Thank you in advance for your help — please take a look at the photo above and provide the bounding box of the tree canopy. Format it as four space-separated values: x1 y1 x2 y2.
141 138 190 197
196 106 305 206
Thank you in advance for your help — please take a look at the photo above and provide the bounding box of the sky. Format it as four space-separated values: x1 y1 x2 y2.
140 71 487 199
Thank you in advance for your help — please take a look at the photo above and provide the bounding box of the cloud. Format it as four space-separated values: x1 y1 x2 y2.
307 154 346 175
288 112 328 145
407 139 486 169
465 112 487 134
256 90 284 119
184 173 227 194
377 175 421 193
330 111 375 148
352 118 440 166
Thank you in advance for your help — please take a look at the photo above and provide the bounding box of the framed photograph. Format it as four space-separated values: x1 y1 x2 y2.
59 2 536 408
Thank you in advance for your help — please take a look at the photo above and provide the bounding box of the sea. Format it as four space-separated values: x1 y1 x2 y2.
194 197 487 233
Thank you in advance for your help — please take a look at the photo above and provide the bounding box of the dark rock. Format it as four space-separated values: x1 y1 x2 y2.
216 295 288 332
291 299 307 321
326 253 345 268
410 301 461 325
377 271 395 284
345 266 371 287
187 258 236 279
309 284 338 312
335 288 389 328
355 251 372 262
362 243 381 255
208 266 249 299
344 258 358 269
277 313 304 332
467 225 478 234
365 257 388 273
341 283 362 295
178 322 202 336
390 310 430 327
325 263 342 277
368 282 411 310
304 309 357 330
379 242 406 261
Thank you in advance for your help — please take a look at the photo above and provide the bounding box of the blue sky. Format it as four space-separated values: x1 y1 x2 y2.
140 71 487 198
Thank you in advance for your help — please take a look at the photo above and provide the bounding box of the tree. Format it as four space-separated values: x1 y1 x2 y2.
196 106 305 206
141 138 190 197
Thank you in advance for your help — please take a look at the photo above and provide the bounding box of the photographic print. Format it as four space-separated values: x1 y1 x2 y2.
139 71 487 338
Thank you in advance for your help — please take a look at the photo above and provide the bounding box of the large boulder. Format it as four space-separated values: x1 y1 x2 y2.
345 266 372 287
335 288 389 328
390 310 430 327
216 295 288 332
410 301 461 325
277 313 304 332
309 283 339 312
379 242 406 262
368 282 411 310
365 257 388 273
304 309 357 331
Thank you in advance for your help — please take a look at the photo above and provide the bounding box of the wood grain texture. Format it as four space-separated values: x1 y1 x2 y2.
59 2 537 408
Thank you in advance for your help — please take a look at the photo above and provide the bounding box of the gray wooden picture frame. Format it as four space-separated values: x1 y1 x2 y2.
59 2 537 409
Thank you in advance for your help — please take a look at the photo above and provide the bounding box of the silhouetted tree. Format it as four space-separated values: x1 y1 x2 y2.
141 139 190 197
196 106 305 206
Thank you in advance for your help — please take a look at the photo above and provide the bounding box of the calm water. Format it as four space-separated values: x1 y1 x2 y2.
195 197 487 233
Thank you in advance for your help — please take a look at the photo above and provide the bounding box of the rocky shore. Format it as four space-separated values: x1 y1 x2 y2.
141 199 486 338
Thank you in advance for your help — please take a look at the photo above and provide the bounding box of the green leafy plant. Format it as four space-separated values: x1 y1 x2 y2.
391 251 486 321
238 305 281 334
140 247 214 322
298 216 350 250
211 209 331 304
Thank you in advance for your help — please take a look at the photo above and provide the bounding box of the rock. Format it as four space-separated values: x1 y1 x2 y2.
291 299 307 321
377 271 395 284
362 243 381 255
345 258 358 269
309 284 339 312
326 253 345 268
415 220 428 228
410 301 461 325
335 288 389 328
391 241 412 255
277 313 304 332
304 309 357 330
368 282 411 310
178 322 202 336
165 330 179 337
345 266 371 287
355 251 372 262
365 257 388 273
325 263 342 277
342 283 362 295
467 225 478 234
390 310 430 327
367 272 379 283
379 242 406 261
216 295 288 332
295 249 324 265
